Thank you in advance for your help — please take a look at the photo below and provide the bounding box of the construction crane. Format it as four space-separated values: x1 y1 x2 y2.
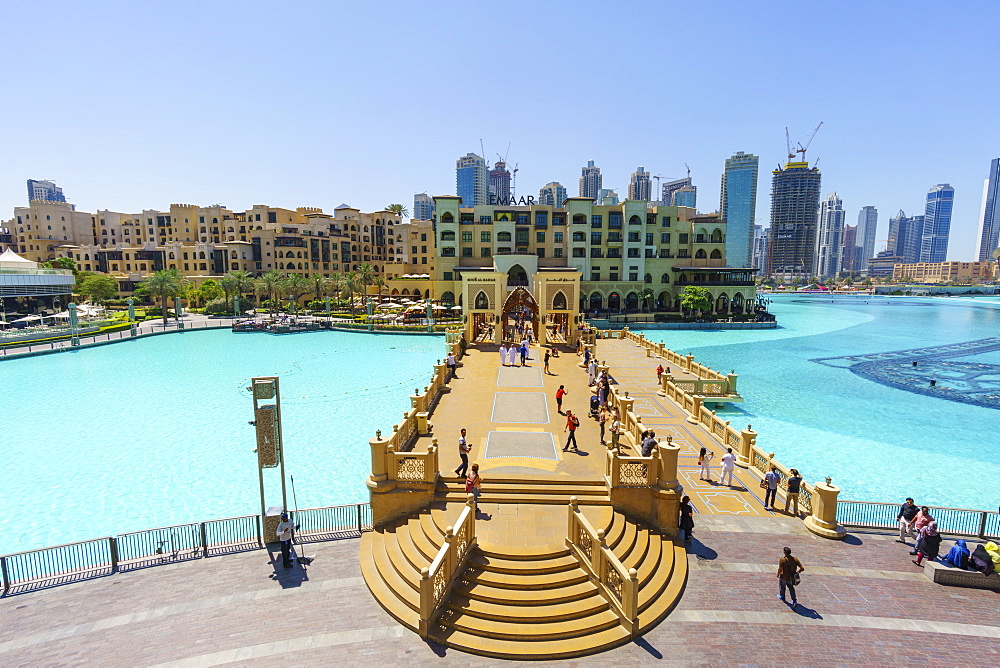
685 163 691 178
511 163 518 199
795 122 823 163
785 127 796 162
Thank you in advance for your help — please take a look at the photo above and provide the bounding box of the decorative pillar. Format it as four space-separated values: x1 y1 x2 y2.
127 298 137 337
367 298 374 332
685 353 694 372
174 297 184 329
368 430 391 485
737 424 756 468
804 478 847 540
727 370 738 395
425 299 434 333
686 395 703 424
656 436 680 491
324 297 331 318
233 295 240 318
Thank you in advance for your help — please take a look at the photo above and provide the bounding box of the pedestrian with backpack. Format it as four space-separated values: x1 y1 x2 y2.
777 546 805 608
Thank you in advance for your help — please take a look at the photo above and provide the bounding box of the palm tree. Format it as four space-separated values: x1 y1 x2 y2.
258 269 285 315
308 273 331 304
250 277 268 312
639 287 655 312
140 268 190 326
283 273 310 313
357 263 376 299
226 270 253 302
372 275 386 303
340 271 359 315
219 275 240 314
385 203 409 220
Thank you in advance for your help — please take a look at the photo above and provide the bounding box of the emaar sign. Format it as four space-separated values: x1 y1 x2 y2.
489 194 536 206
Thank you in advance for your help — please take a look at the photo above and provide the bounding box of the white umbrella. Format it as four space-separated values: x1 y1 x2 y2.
451 305 463 310
11 315 42 323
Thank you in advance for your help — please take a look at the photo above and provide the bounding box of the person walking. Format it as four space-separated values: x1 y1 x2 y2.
777 546 805 608
454 428 471 478
719 447 737 486
276 511 295 569
499 343 508 367
508 343 519 367
698 446 714 481
784 469 803 516
519 342 528 366
447 352 458 380
544 349 551 374
555 385 567 414
610 408 621 453
896 497 919 544
656 364 664 383
598 406 608 444
563 410 580 452
764 466 781 509
465 463 482 506
679 495 694 543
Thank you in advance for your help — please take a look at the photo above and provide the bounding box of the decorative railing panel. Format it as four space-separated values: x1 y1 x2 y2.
419 499 477 637
837 501 999 539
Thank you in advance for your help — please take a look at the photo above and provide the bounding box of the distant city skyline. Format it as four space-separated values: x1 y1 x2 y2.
1 2 996 260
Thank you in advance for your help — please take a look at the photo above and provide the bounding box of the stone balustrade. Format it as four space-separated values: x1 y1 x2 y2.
419 495 477 637
566 497 639 637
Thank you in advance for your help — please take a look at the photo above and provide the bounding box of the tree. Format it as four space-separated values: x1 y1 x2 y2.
257 269 285 315
283 273 310 312
77 274 119 305
386 203 409 220
140 268 190 326
339 271 359 315
43 257 77 270
225 270 253 304
639 287 655 312
308 273 331 302
218 275 239 313
372 275 386 302
680 286 712 317
356 262 376 298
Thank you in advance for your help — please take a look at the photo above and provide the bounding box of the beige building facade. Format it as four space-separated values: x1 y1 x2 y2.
892 260 997 284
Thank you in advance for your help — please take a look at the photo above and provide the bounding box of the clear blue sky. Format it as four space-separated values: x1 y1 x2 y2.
2 0 997 259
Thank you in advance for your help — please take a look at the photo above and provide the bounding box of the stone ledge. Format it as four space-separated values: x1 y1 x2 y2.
923 560 1000 590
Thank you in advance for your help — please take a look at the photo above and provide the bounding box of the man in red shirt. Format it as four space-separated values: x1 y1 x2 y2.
555 385 567 415
563 410 580 452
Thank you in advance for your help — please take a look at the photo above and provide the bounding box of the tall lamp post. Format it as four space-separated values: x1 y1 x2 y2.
127 298 137 337
250 376 288 545
68 302 80 346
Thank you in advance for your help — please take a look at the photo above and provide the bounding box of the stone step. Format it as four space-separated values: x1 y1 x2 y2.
638 543 688 632
445 591 609 623
468 550 576 575
438 604 621 641
466 564 590 591
436 492 612 505
428 625 631 661
437 481 609 497
453 579 599 606
361 531 419 622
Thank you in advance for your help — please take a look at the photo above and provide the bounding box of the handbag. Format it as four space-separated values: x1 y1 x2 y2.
791 572 801 586
759 478 768 489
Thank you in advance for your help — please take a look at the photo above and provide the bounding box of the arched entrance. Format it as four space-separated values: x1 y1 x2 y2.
507 264 528 287
608 292 621 312
501 287 539 342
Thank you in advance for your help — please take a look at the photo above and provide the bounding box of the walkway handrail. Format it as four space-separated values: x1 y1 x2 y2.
387 443 439 484
418 495 477 637
618 328 728 381
606 448 658 487
0 502 371 595
566 498 638 636
837 500 1000 540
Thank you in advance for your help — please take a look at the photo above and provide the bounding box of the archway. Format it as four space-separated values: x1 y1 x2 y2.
552 290 567 310
507 263 528 287
474 290 490 310
608 292 621 312
716 293 729 314
625 292 639 311
501 287 539 342
589 292 603 312
731 292 745 314
657 291 670 310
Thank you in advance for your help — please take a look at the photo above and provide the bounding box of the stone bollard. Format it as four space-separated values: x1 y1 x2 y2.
727 371 738 395
686 395 703 424
685 353 694 372
368 431 391 485
657 373 669 397
416 411 431 435
804 478 847 539
737 425 756 468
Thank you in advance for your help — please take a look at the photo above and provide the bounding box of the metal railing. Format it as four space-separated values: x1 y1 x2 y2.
0 502 371 596
837 500 1000 539
0 319 235 358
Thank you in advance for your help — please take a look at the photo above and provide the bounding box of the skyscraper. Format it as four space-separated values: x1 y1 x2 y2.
456 153 489 207
628 167 651 201
752 224 768 276
489 160 512 204
413 193 434 220
765 161 822 279
673 186 697 209
920 184 954 262
815 192 846 278
976 158 1000 261
856 206 878 272
720 152 759 267
841 224 858 273
887 210 923 264
538 182 567 207
661 177 692 206
27 179 66 203
579 160 602 200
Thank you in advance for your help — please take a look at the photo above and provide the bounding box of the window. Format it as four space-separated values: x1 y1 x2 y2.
609 271 619 281
441 230 455 240
573 248 586 257
591 271 601 281
516 214 528 224
443 272 453 280
591 215 603 228
412 245 418 254
515 229 529 244
678 233 689 244
608 248 621 258
421 233 427 241
536 231 545 243
536 248 545 258
661 233 671 243
554 232 563 243
629 272 638 281
480 231 491 242
677 249 689 258
607 232 622 242
462 247 473 257
481 247 492 257
479 215 492 223
590 233 602 245
572 231 586 242
461 231 472 242
628 232 640 242
629 215 641 225
554 248 563 258
661 273 669 283
628 248 640 258
497 231 512 242
442 247 455 257
645 233 654 245
535 212 547 225
646 213 656 226
591 248 604 258
609 212 622 228
421 257 427 264
661 216 671 227
421 245 427 253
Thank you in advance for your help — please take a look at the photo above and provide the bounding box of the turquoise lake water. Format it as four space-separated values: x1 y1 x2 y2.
640 294 1000 513
0 331 443 555
2 296 998 555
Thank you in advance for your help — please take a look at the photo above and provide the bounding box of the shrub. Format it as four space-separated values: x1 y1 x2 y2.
204 297 253 315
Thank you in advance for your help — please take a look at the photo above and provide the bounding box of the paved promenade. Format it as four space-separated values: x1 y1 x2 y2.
3 334 999 664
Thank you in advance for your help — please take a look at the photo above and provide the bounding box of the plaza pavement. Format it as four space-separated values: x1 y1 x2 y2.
3 335 999 664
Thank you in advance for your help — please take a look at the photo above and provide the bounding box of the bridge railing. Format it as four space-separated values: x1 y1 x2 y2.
566 498 638 636
419 495 477 637
837 501 1000 539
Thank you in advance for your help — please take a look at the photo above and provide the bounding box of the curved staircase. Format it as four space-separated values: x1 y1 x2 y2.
361 497 688 660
